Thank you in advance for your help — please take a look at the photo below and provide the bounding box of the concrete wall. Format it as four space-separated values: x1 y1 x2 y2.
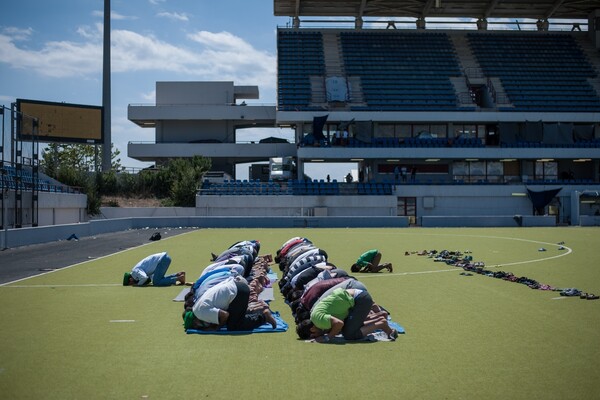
2 191 87 227
156 81 234 105
421 215 556 227
0 216 409 249
580 215 600 226
98 207 198 219
195 195 397 217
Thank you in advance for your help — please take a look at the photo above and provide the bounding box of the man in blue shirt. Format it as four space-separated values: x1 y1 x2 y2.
122 252 186 286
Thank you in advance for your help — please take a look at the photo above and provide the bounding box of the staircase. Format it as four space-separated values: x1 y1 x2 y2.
576 34 600 96
451 32 514 109
312 31 366 108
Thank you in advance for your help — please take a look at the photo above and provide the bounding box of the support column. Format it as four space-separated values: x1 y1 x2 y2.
355 17 363 30
476 18 488 30
102 0 112 172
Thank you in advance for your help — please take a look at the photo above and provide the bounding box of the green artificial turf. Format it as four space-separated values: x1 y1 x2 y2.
0 227 599 399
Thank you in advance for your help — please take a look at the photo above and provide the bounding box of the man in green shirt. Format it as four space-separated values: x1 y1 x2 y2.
305 280 398 342
351 249 392 273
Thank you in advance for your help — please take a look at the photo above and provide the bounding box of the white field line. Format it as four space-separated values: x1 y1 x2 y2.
4 283 122 288
354 235 572 279
0 230 198 287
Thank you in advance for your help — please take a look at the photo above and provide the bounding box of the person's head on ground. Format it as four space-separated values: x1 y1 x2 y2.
122 272 150 286
182 310 212 330
294 305 310 324
122 272 133 286
295 319 315 340
350 263 361 273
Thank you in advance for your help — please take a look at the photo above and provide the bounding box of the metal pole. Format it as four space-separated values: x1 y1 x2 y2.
1 106 6 249
101 0 112 172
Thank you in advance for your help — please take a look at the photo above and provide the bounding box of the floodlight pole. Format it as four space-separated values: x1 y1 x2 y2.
101 0 112 172
1 106 6 249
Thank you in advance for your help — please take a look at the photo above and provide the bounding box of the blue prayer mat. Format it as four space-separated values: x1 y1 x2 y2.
186 311 288 335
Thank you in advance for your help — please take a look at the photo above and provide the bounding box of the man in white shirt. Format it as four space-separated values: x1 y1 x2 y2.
122 252 186 287
183 276 276 331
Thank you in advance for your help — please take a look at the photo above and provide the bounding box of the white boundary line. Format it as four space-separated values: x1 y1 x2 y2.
5 283 122 288
0 230 199 287
354 234 572 279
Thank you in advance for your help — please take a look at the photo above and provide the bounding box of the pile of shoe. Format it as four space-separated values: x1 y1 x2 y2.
560 288 600 300
412 247 598 300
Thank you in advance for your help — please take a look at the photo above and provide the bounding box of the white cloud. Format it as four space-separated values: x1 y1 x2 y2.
92 10 138 20
0 94 14 103
2 27 33 41
0 33 101 77
141 90 156 102
77 23 102 40
186 31 276 87
157 12 189 22
0 26 276 88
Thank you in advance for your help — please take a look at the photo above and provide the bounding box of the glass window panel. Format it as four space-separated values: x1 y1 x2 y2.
470 161 485 176
477 125 486 138
487 161 503 176
430 125 447 138
397 125 412 138
535 161 544 178
545 162 558 178
414 125 432 137
378 124 395 138
453 161 468 175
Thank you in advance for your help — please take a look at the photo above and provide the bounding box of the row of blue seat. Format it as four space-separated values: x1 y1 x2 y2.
469 33 600 112
277 32 325 109
340 31 461 111
1 175 73 193
288 180 341 196
501 140 600 148
200 178 599 196
277 29 600 112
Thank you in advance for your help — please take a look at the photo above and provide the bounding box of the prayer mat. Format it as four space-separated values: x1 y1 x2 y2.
186 311 288 334
305 319 405 343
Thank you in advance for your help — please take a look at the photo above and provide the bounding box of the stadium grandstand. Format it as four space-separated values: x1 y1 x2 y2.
126 1 600 227
4 1 600 241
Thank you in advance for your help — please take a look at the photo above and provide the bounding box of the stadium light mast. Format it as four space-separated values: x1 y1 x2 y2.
102 0 112 172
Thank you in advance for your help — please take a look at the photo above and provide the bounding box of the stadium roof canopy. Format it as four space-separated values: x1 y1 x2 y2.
274 0 599 20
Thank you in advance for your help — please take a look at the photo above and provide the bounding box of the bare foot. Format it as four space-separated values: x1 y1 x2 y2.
263 309 277 328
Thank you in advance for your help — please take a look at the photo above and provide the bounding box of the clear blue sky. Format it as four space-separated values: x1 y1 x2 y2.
0 0 296 173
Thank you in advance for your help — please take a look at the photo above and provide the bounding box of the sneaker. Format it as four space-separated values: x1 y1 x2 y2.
560 288 581 297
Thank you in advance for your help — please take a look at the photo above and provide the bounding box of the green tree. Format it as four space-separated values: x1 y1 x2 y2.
40 143 122 214
162 156 211 206
41 143 121 173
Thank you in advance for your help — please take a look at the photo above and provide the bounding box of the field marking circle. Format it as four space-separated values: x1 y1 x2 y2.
357 233 572 279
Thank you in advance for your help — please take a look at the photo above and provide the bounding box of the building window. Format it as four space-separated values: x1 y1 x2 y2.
535 161 558 181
